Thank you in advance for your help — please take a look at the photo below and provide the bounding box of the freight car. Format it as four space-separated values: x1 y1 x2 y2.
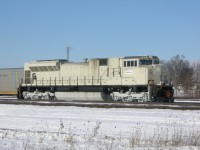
17 56 174 102
0 68 23 95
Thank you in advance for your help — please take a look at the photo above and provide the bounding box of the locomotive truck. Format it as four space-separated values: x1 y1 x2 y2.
17 56 174 102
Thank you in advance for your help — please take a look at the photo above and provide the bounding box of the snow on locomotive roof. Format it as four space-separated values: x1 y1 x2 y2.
90 56 159 60
123 56 159 59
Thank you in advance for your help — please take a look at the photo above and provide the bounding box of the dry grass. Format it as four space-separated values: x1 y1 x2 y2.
0 120 200 149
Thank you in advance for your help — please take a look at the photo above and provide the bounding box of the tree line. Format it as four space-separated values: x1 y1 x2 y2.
162 55 200 98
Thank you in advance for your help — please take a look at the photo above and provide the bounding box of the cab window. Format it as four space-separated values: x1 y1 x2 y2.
123 60 138 67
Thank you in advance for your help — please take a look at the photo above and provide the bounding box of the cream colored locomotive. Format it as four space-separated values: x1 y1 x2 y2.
17 56 174 102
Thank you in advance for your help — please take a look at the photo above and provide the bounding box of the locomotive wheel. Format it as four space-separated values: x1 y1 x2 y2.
169 99 174 103
122 96 132 102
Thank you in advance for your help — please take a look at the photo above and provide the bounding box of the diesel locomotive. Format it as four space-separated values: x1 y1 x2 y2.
17 56 174 102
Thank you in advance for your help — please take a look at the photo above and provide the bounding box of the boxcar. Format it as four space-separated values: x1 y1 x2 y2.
0 68 23 95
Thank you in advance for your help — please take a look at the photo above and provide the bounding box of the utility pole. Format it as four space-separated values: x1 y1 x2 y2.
65 47 71 61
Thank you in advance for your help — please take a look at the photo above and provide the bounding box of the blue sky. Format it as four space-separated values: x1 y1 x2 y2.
0 0 200 68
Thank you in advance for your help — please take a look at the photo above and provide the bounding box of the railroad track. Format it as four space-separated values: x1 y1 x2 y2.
0 97 200 110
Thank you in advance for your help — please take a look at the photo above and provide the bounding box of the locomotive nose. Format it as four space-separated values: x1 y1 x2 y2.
165 91 173 99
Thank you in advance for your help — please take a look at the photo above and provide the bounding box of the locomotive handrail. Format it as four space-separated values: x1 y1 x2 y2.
22 76 145 87
24 77 107 86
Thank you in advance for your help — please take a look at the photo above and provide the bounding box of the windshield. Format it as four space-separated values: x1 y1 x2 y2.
153 59 159 64
139 59 152 65
139 59 159 65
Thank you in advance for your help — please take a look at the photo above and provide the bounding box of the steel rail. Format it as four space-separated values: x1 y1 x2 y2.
0 98 200 110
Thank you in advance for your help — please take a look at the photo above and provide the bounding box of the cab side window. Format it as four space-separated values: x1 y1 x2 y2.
123 60 138 67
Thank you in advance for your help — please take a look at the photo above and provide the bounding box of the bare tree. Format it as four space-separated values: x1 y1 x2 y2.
190 61 200 98
163 55 194 97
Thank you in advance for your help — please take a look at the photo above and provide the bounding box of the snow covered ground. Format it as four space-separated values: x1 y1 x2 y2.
0 102 200 149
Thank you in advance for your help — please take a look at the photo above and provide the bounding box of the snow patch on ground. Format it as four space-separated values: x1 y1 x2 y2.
0 104 200 149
